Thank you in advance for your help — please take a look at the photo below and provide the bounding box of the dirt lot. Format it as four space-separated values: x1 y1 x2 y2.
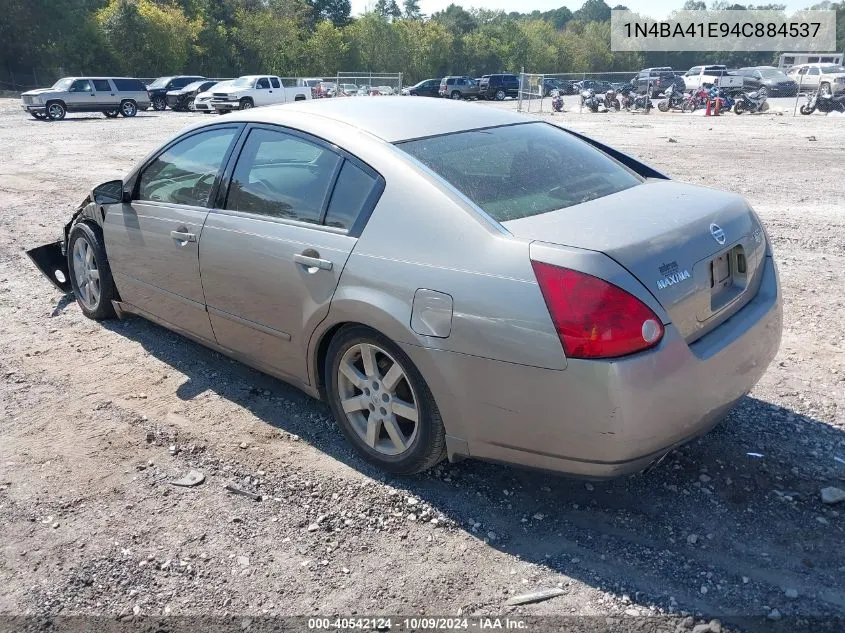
0 97 844 631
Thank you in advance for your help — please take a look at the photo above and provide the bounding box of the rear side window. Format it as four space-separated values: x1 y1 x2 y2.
114 78 145 91
225 128 342 224
93 79 112 92
324 161 377 230
398 123 641 222
270 77 280 88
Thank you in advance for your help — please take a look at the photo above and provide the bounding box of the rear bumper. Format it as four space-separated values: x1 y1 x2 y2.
403 256 782 478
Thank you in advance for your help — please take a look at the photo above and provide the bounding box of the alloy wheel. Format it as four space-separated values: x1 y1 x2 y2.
336 343 419 456
72 237 100 309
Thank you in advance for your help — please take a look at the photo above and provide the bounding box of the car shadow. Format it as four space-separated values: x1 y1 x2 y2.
103 315 845 626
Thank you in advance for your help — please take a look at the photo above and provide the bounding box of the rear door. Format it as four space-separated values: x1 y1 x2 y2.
199 124 383 381
92 79 117 109
103 125 242 340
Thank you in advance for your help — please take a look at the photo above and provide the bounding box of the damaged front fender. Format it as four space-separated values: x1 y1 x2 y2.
26 194 92 294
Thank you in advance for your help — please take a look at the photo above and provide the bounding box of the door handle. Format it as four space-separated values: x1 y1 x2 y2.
294 253 332 271
170 230 196 243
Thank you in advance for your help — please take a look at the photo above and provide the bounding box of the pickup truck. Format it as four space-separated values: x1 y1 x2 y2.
683 66 744 91
200 75 311 113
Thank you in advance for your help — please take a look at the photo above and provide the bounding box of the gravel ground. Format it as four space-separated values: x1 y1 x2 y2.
0 97 843 632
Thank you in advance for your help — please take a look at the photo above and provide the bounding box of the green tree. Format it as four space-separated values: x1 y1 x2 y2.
403 0 422 20
432 4 478 36
308 0 352 26
573 0 612 23
374 0 401 20
303 20 350 75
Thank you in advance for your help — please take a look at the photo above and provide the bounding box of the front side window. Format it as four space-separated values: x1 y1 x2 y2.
398 123 641 223
225 128 342 224
92 79 112 92
71 79 93 92
137 127 238 206
256 77 271 89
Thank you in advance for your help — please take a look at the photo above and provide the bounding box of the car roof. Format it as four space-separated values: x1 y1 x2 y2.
243 98 529 143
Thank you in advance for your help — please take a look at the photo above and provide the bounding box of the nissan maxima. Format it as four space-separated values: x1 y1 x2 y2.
28 99 782 477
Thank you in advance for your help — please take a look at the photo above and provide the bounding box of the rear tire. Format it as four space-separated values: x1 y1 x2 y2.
325 325 446 475
119 100 137 117
67 223 117 320
152 96 167 111
495 89 506 101
734 102 745 115
450 90 461 100
657 100 669 112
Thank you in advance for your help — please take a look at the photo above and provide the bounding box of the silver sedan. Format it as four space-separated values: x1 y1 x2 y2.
29 98 782 477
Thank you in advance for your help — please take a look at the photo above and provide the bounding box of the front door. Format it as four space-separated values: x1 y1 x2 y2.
253 77 273 105
103 125 242 341
199 125 382 381
66 79 97 112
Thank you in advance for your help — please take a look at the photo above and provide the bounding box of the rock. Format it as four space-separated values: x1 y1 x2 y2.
306 523 319 532
668 138 678 143
785 588 798 599
237 555 249 567
170 470 205 487
532 513 545 520
742 576 750 584
767 609 781 621
687 534 699 545
821 487 845 504
504 587 565 606
700 585 708 595
699 474 712 483
487 531 497 541
691 624 712 633
624 608 640 616
239 442 248 449
224 483 261 502
709 620 722 633
406 497 419 506
133 605 141 616
585 483 594 491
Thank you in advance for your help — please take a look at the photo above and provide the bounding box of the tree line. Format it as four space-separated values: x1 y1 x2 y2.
2 0 844 86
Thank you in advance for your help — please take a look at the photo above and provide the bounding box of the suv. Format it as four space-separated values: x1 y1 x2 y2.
402 78 442 97
786 63 845 95
478 73 519 100
632 68 685 97
20 76 150 121
438 76 479 100
146 75 205 111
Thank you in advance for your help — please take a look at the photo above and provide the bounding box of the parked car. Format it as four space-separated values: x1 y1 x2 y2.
402 78 442 97
733 67 798 97
438 76 479 100
29 98 781 478
376 85 396 96
681 66 743 91
192 82 232 112
146 75 206 111
632 67 685 97
297 77 323 98
20 76 150 121
166 80 218 111
207 75 310 112
542 78 577 96
573 79 614 94
339 84 359 96
478 73 519 100
786 63 845 95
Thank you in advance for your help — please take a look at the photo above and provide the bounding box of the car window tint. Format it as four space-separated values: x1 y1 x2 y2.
225 128 341 224
398 122 641 223
256 77 270 89
71 79 93 92
270 77 280 88
137 128 237 206
324 161 377 230
93 79 112 91
114 78 144 91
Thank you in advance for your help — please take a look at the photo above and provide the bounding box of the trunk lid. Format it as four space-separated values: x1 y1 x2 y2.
504 180 767 343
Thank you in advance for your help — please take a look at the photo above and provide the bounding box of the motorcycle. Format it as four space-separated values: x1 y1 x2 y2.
550 89 563 112
657 84 684 112
681 87 708 112
800 87 845 114
604 88 620 111
580 89 605 112
734 87 769 114
620 89 651 112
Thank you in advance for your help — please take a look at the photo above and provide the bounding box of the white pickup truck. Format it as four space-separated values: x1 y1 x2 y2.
194 75 311 113
683 66 744 91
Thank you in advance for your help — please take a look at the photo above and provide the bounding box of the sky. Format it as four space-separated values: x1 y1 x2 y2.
350 0 815 18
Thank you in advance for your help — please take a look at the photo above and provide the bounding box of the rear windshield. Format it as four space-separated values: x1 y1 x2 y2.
113 78 146 91
398 123 641 222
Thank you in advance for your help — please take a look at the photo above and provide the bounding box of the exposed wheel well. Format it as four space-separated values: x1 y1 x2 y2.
294 94 307 101
315 322 353 394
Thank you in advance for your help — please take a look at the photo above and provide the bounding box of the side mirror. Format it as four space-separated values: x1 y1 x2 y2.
93 180 129 205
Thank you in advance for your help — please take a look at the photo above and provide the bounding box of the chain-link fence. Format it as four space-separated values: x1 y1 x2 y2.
334 72 403 97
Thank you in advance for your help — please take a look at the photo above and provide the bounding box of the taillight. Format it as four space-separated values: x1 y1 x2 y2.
531 261 664 359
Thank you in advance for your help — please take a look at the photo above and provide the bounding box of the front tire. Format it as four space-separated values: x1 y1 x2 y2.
734 102 745 115
120 100 137 117
240 98 254 110
45 101 66 120
67 223 117 320
103 110 120 118
325 326 446 475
